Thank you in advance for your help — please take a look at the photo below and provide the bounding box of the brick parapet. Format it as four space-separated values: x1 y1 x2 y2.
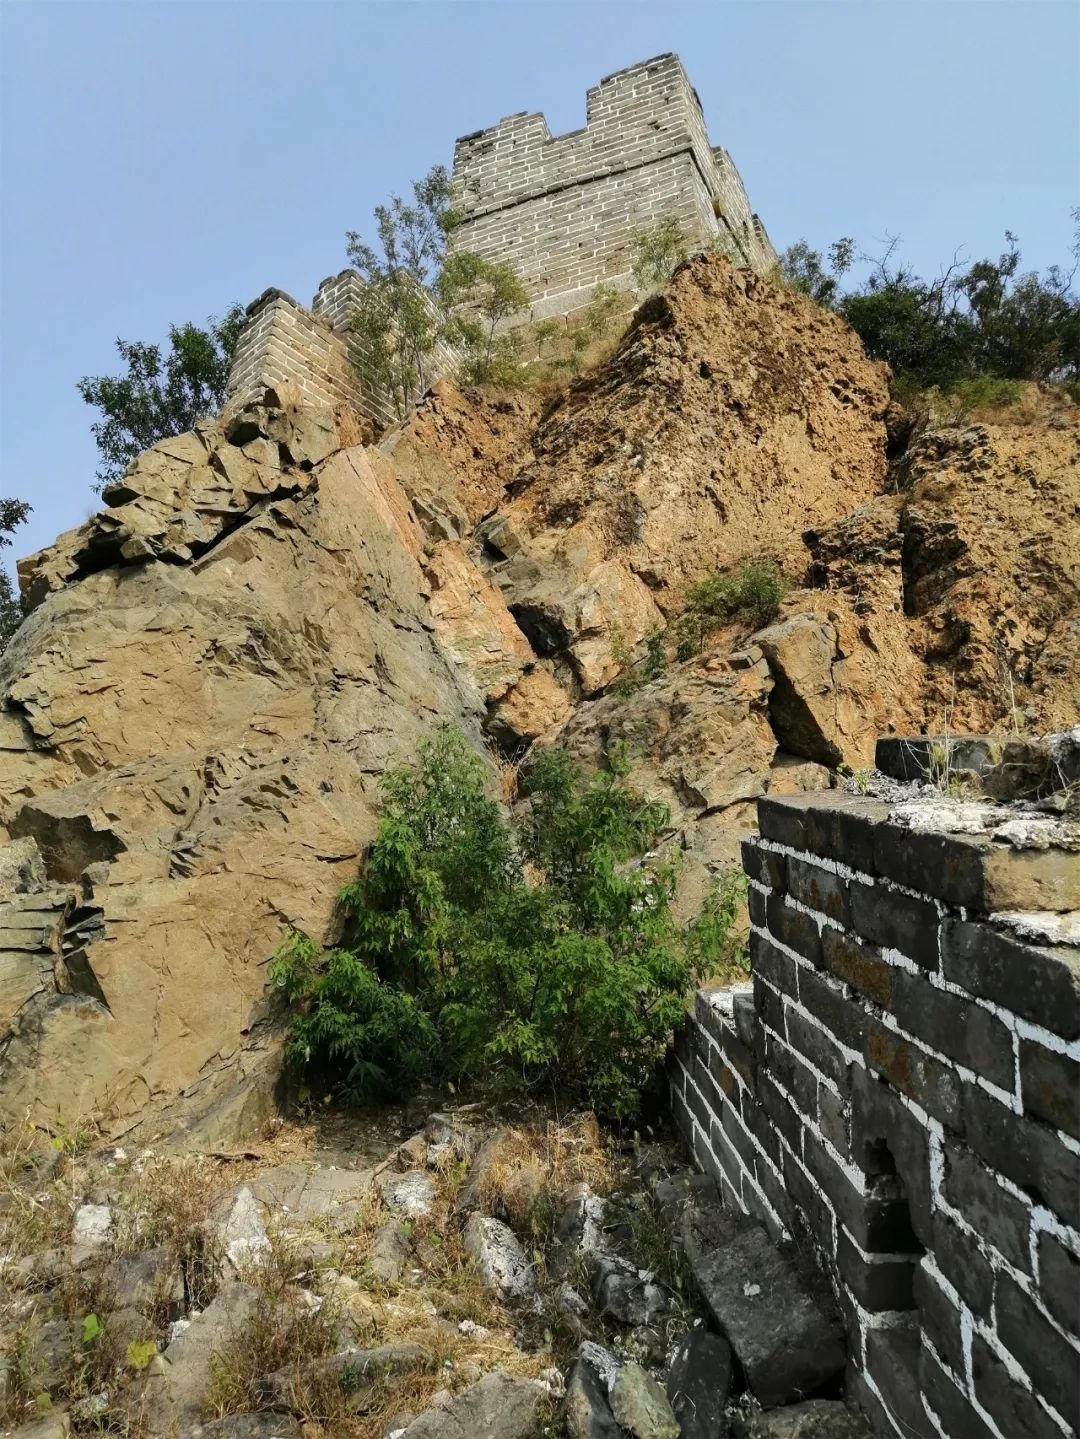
672 790 1080 1439
225 288 362 416
451 54 775 326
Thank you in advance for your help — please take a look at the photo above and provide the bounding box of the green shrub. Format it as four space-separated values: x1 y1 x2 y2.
631 217 688 291
683 560 786 648
941 375 1024 417
272 728 742 1116
778 222 1079 394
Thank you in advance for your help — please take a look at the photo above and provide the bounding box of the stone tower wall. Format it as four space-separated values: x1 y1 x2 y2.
671 789 1080 1439
450 54 776 322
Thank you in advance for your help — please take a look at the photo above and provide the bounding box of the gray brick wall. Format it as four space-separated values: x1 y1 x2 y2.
451 53 775 324
672 791 1080 1439
225 287 363 416
225 53 776 422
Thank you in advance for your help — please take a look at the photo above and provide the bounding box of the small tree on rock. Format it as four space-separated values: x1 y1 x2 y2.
78 307 244 489
0 497 31 656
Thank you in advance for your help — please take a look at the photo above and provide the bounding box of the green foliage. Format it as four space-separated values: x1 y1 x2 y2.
631 217 689 291
612 625 667 699
779 220 1080 394
347 166 529 414
347 165 458 418
441 252 531 386
776 237 854 308
680 560 787 654
684 868 749 984
77 307 243 490
0 497 30 656
272 729 741 1115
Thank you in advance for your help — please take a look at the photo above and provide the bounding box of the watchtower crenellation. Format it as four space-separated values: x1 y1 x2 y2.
449 54 775 322
225 53 774 421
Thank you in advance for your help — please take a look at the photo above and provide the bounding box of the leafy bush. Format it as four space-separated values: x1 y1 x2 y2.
631 217 688 291
272 729 742 1115
778 222 1080 395
347 166 530 414
530 283 628 381
676 560 786 658
0 497 30 656
78 307 243 490
440 252 531 386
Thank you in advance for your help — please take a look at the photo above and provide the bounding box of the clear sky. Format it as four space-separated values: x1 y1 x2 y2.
2 0 1077 573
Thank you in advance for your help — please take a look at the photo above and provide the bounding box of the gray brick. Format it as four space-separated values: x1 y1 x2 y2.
1019 1036 1080 1139
993 1274 1080 1430
961 1082 1080 1228
941 918 1080 1039
821 926 893 1007
1037 1229 1080 1335
913 1263 965 1376
970 1334 1055 1438
765 891 822 966
920 1343 993 1439
889 968 1015 1090
941 1142 1032 1273
785 854 850 925
849 878 940 969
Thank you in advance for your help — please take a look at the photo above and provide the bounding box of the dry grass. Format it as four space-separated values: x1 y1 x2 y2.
471 1113 616 1238
1 1108 609 1437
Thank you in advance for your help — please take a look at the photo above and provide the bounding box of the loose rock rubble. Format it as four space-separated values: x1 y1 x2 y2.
0 1103 874 1438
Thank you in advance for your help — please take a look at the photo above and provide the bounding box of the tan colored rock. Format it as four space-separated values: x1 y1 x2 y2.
488 668 573 748
424 540 533 700
561 646 776 821
0 424 483 1138
755 616 844 767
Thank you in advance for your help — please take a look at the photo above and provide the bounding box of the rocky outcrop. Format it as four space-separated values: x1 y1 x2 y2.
0 397 488 1138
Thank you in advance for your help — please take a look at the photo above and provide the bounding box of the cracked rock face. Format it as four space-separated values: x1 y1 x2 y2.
0 401 487 1139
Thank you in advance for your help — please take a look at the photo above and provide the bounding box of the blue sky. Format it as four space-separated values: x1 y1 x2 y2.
2 0 1077 572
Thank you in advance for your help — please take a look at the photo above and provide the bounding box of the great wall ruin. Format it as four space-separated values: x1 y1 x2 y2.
224 54 775 429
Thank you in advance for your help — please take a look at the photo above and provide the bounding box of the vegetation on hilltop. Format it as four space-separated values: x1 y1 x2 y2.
271 727 746 1117
78 306 244 489
779 220 1080 399
346 164 532 413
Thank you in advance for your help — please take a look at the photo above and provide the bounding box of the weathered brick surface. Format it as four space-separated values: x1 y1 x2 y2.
919 1345 994 1439
994 1270 1080 1426
1037 1230 1080 1335
888 968 1014 1089
822 927 893 1007
970 1334 1062 1438
913 1264 965 1376
961 1082 1080 1227
1019 1035 1080 1138
849 879 940 969
940 1142 1031 1274
674 788 1080 1439
942 917 1080 1038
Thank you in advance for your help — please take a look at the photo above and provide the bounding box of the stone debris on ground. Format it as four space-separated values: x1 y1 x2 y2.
0 1101 876 1438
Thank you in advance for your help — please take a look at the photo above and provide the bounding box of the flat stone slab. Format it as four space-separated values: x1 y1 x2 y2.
247 1162 374 1226
399 1371 547 1438
757 791 1079 913
667 1328 731 1438
682 1203 846 1407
